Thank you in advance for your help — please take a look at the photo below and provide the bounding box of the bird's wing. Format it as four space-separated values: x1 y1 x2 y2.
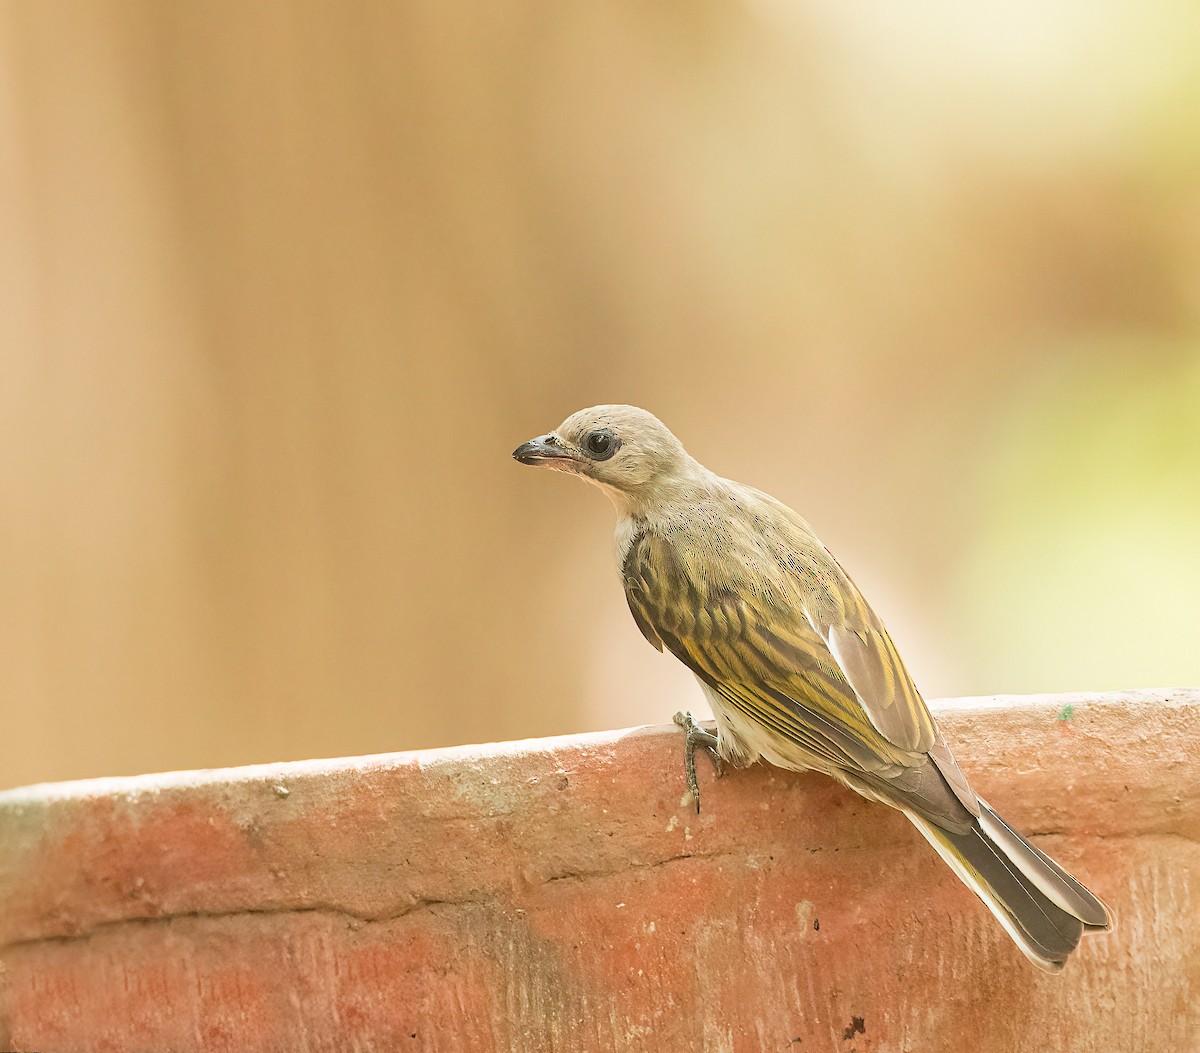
623 528 978 819
809 600 933 753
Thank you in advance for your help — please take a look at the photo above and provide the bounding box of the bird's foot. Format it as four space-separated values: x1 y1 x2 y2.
672 711 723 814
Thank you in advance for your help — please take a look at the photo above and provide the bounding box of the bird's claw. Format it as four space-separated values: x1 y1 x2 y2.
673 711 722 813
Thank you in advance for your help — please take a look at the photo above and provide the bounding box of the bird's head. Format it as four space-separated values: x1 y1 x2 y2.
513 404 696 508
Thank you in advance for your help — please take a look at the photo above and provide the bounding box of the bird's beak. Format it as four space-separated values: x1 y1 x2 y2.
512 434 577 468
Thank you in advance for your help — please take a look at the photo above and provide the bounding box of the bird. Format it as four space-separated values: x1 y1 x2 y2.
513 404 1113 971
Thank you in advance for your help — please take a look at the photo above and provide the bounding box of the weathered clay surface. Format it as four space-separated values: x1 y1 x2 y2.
0 689 1196 1053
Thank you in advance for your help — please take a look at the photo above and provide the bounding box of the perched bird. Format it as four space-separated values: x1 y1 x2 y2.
514 404 1112 971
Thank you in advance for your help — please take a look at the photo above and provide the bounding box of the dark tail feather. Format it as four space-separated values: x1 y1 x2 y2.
910 798 1113 972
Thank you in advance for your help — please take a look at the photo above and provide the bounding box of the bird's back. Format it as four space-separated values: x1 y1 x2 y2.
618 477 981 819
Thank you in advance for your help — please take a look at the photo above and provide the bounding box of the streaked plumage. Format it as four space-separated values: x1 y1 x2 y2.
514 404 1113 970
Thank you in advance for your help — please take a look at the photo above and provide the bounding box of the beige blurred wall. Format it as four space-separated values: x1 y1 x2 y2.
1 1 1198 789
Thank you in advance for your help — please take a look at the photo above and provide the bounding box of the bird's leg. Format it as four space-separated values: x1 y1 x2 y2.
672 711 723 813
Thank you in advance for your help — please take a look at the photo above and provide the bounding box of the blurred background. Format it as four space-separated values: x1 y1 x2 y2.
1 1 1198 790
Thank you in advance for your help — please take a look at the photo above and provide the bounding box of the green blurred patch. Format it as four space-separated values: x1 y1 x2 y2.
953 345 1200 693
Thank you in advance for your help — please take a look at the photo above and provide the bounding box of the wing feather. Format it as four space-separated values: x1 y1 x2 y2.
623 525 979 828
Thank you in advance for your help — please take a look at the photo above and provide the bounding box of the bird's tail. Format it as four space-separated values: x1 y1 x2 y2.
908 798 1113 971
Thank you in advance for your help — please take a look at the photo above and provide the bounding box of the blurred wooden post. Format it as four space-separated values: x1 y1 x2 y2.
0 690 1196 1052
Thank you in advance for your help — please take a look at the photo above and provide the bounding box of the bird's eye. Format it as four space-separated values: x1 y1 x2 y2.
583 428 619 460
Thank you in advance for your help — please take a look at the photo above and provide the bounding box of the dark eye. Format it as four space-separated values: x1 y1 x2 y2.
583 428 619 460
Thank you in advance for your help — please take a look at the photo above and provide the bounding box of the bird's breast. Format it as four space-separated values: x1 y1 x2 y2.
613 515 643 570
